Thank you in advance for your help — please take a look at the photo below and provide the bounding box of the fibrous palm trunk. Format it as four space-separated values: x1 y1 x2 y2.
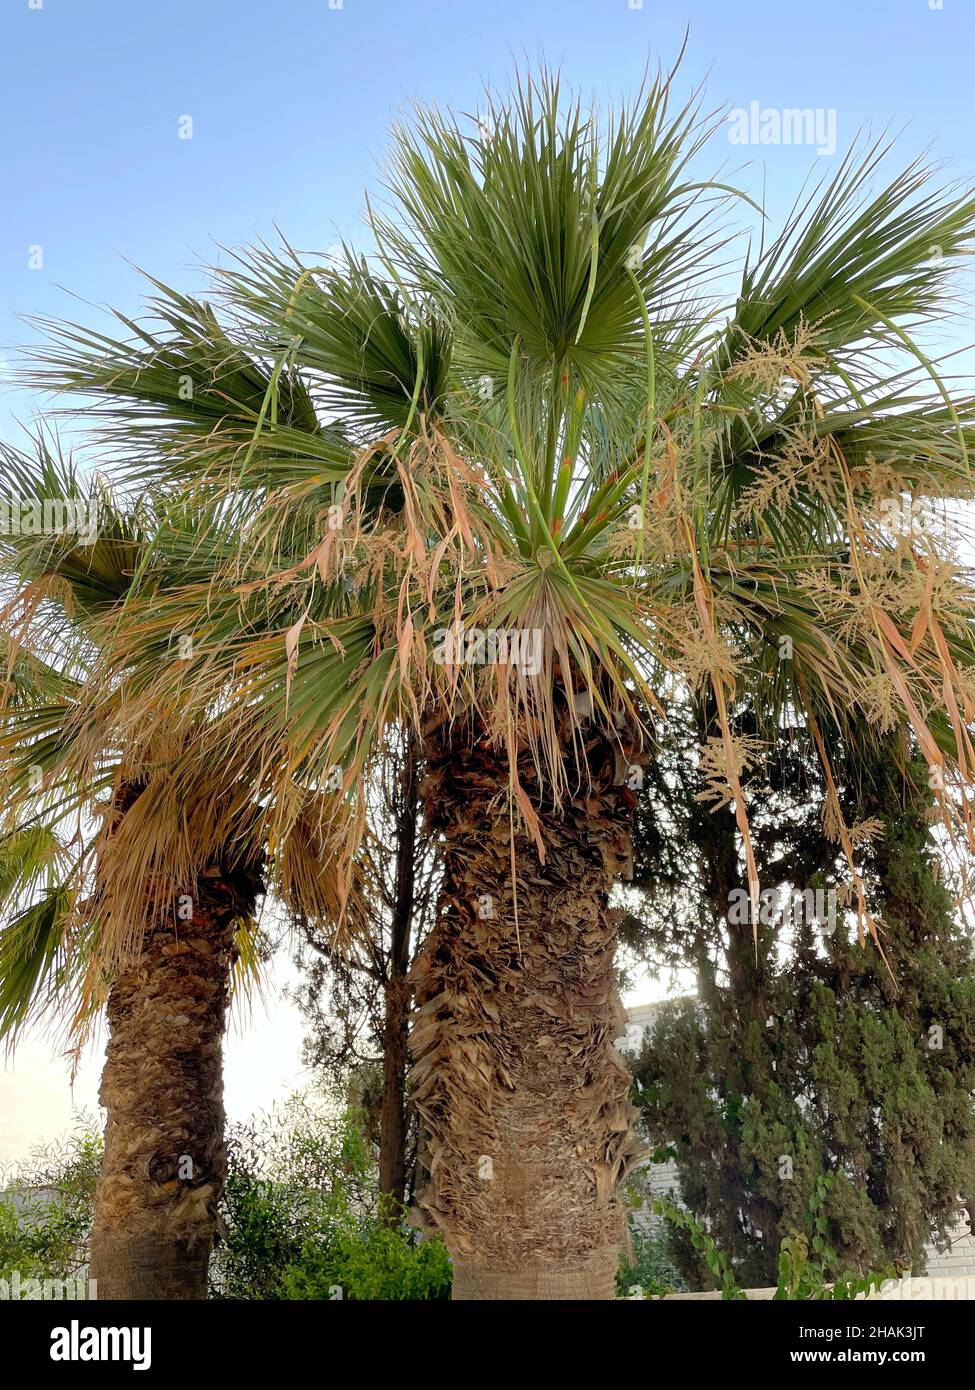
88 861 262 1299
410 718 644 1300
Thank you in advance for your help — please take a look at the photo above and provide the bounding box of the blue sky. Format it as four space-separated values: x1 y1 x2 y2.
2 0 974 443
2 0 974 1161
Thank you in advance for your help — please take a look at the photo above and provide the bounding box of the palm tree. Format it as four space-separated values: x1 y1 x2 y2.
17 64 975 1299
0 442 266 1298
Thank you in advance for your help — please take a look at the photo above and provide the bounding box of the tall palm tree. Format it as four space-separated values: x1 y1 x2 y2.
18 65 975 1298
0 443 267 1298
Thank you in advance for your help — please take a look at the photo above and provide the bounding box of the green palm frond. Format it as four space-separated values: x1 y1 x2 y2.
0 441 280 1034
0 822 88 1042
0 887 82 1041
8 63 975 960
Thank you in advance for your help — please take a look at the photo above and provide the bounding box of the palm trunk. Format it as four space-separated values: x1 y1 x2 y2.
89 862 261 1299
410 719 643 1300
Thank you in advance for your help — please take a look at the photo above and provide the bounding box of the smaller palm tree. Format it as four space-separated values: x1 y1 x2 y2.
0 440 266 1298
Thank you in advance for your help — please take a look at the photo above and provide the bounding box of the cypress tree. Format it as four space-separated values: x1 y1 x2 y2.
630 715 975 1288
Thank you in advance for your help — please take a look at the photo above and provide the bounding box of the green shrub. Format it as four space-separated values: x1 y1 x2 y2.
279 1217 451 1301
210 1092 451 1300
617 1221 687 1299
1 1098 450 1300
649 1175 899 1300
0 1120 100 1287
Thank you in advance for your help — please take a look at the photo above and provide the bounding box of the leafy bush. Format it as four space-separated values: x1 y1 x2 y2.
0 1119 100 1286
279 1219 451 1301
651 1198 746 1299
0 1097 450 1300
617 1221 687 1299
210 1092 451 1301
649 1174 898 1300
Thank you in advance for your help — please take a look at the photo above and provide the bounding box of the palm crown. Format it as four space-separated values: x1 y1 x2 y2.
9 64 975 969
0 438 273 1034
